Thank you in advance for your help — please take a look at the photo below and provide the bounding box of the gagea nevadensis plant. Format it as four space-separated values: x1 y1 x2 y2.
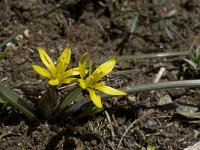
31 47 126 119
2 45 200 122
32 47 80 119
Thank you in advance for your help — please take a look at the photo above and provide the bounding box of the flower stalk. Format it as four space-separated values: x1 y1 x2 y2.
39 85 57 119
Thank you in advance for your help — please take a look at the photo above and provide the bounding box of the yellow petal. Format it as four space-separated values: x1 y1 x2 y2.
85 76 95 86
63 67 80 79
57 47 71 73
78 79 86 89
95 82 127 95
63 78 78 84
92 58 117 82
38 47 56 74
32 65 52 78
87 88 103 108
48 79 59 85
79 53 89 79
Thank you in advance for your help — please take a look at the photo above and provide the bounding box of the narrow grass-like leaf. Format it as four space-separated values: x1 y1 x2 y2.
153 0 166 5
97 51 189 64
0 31 20 49
144 16 162 27
65 80 200 116
0 83 38 121
164 23 174 40
176 105 200 119
129 13 138 33
0 52 4 60
71 104 103 124
0 96 6 103
110 10 129 21
53 87 82 118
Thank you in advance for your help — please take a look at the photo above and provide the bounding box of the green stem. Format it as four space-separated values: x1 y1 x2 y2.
39 86 57 119
65 80 200 116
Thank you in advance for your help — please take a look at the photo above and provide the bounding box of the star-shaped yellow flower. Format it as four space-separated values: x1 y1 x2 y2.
32 47 79 85
78 53 127 108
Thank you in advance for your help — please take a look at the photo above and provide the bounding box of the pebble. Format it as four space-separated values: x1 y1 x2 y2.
146 118 158 127
157 95 173 106
6 42 17 51
23 29 30 39
127 95 136 102
15 34 24 41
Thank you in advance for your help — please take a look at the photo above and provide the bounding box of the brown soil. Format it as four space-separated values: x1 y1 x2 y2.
0 0 200 150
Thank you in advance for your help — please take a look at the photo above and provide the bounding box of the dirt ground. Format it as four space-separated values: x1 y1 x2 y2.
0 0 200 149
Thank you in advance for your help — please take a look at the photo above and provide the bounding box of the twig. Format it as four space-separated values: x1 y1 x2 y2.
154 67 166 83
105 111 115 138
0 77 8 82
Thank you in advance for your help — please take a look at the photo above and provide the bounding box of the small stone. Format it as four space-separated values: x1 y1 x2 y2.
158 95 172 106
146 118 158 127
23 29 30 38
127 95 136 102
194 130 199 138
38 30 43 35
15 34 24 41
17 142 22 146
6 42 17 51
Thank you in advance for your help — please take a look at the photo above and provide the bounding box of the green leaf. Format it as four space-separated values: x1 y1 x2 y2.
110 9 129 21
39 86 58 119
164 20 176 40
195 45 200 64
0 31 20 49
65 80 200 116
71 103 103 124
53 87 82 118
0 83 38 121
152 0 166 5
0 52 4 60
164 24 174 40
144 16 162 28
186 45 200 70
129 13 138 33
0 96 6 103
176 105 200 119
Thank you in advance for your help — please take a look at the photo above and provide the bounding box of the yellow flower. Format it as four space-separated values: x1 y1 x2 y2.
32 47 79 85
78 53 127 108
